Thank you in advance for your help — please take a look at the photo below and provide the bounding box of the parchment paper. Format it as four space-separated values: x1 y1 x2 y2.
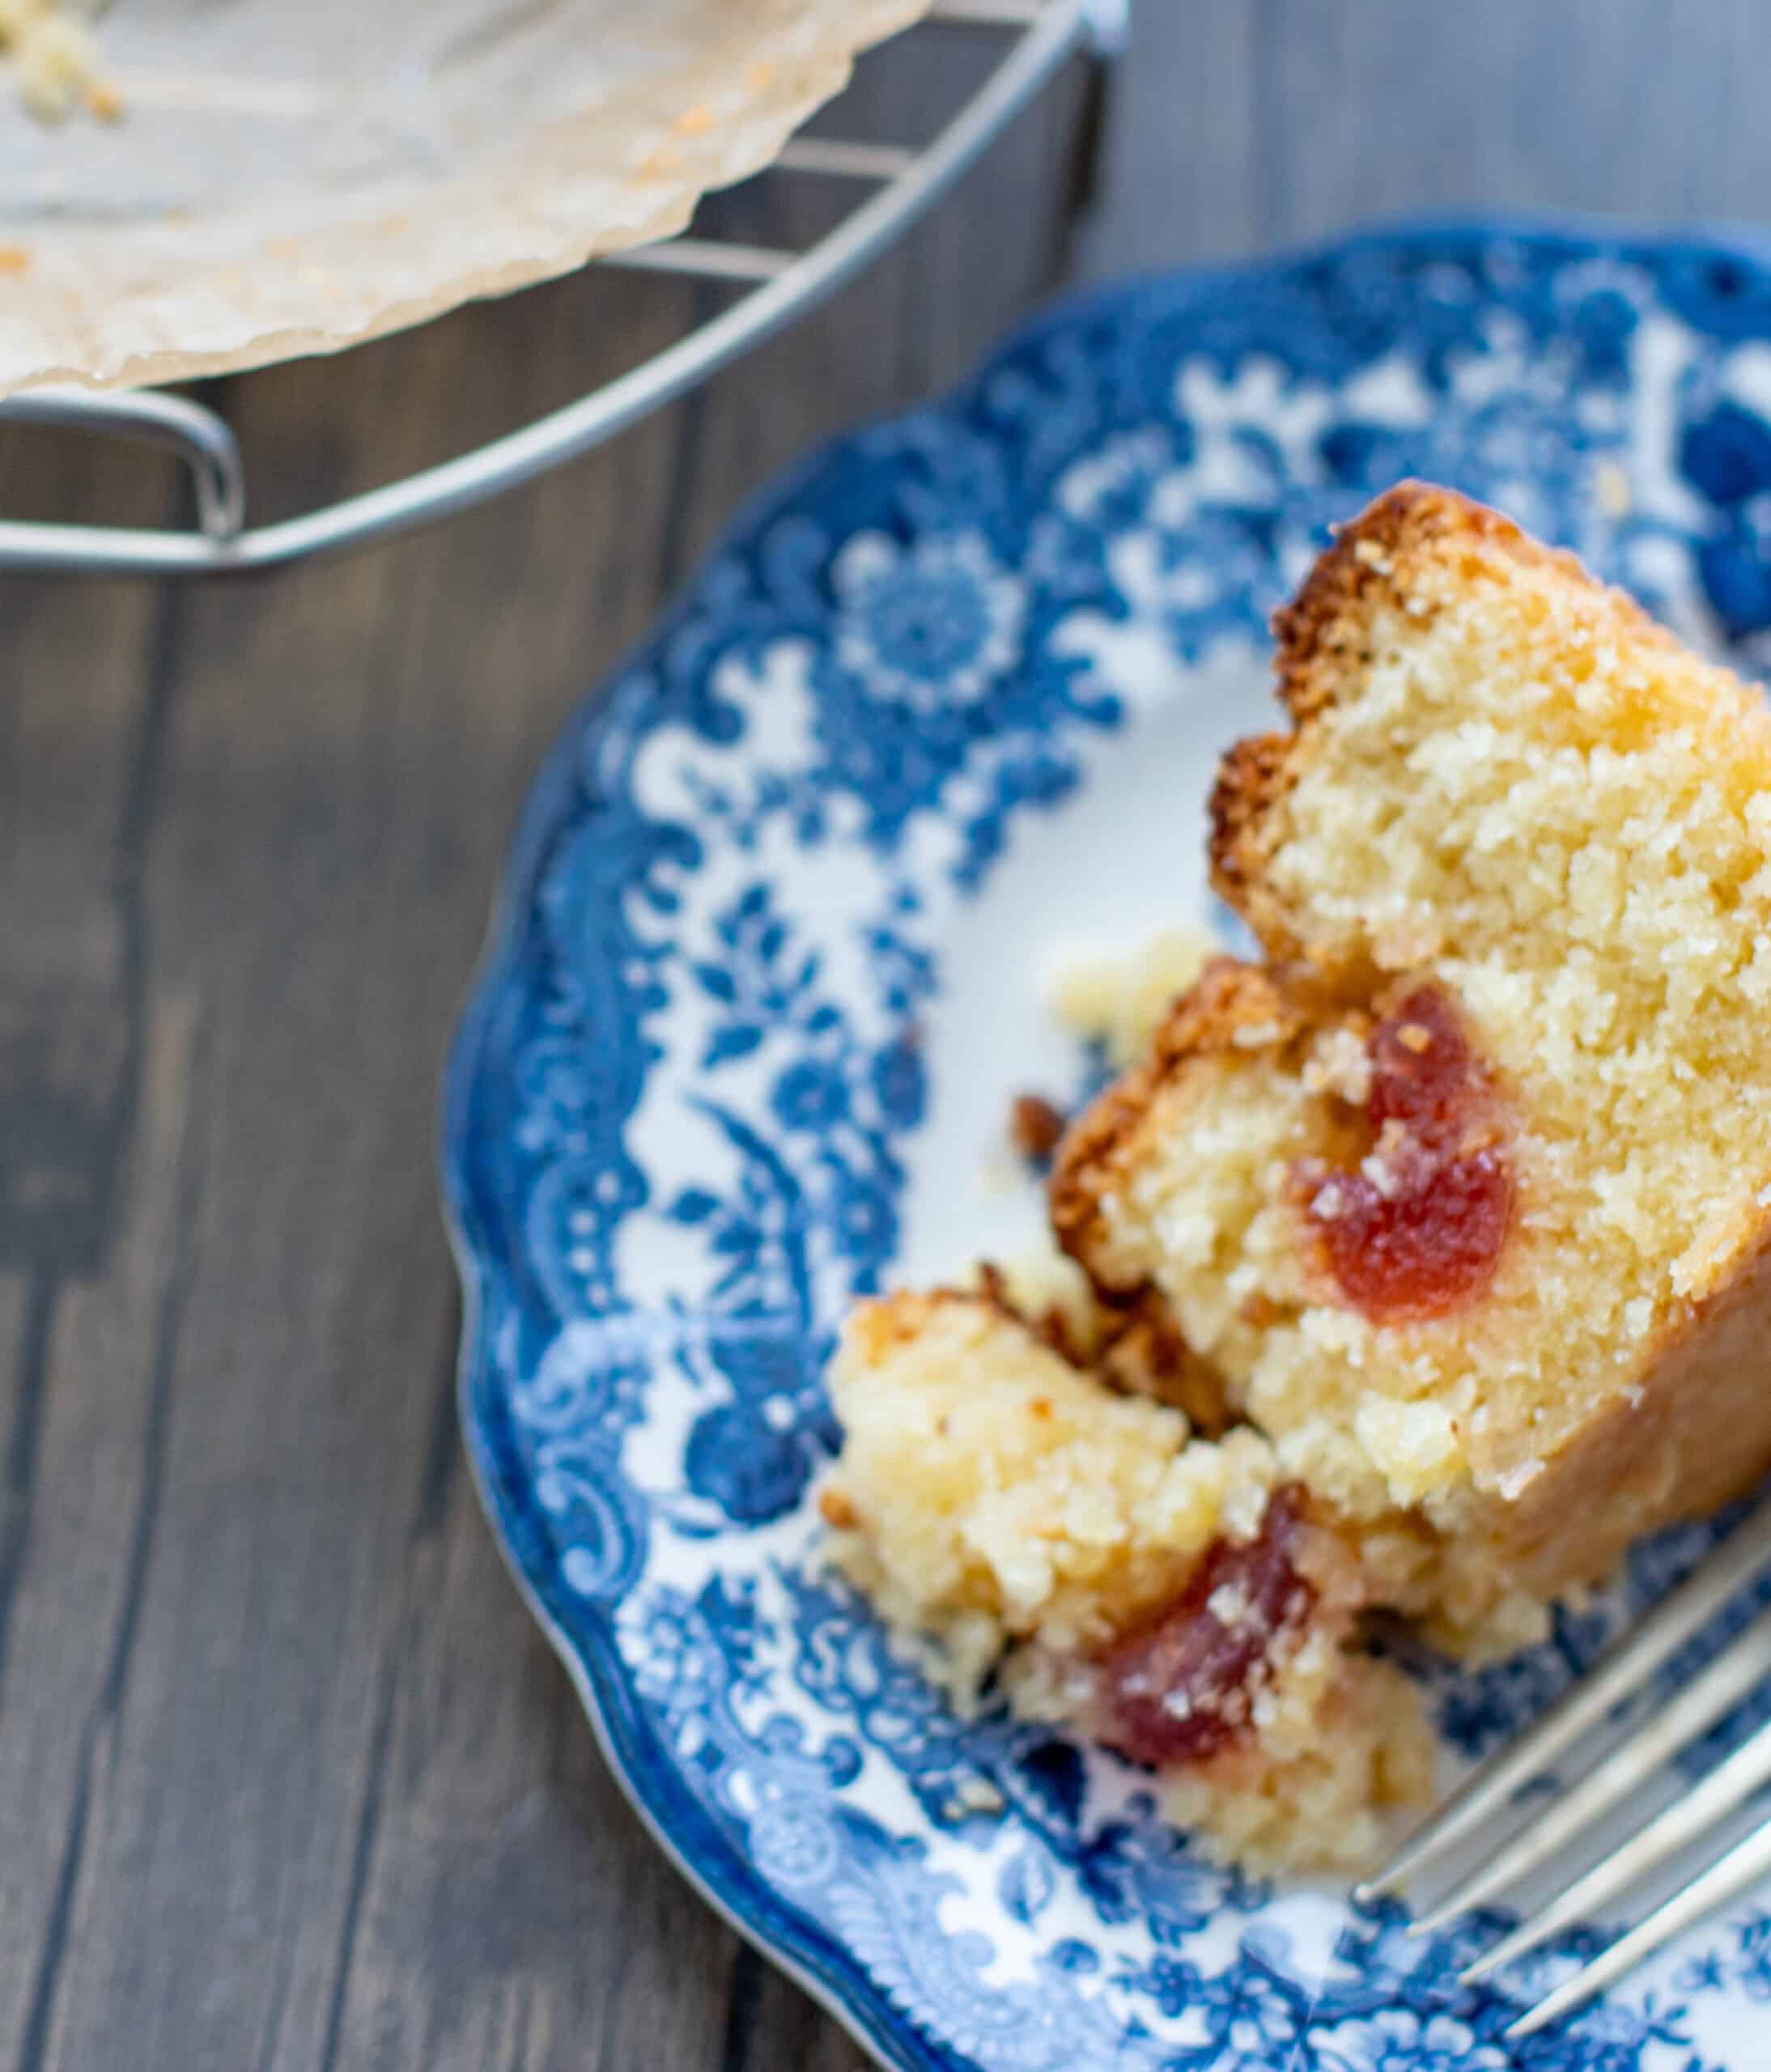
0 0 931 396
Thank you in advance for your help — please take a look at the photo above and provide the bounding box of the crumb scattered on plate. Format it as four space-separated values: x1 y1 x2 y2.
1007 1091 1066 1164
1045 922 1220 1066
0 0 108 122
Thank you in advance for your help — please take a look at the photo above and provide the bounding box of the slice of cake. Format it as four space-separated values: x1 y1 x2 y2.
820 479 1771 1871
821 1289 1433 1871
1054 480 1771 1632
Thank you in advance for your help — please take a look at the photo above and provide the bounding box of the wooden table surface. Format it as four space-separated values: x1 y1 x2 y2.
7 6 1771 2067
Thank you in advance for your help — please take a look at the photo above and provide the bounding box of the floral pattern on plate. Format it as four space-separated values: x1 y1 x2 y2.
444 225 1771 2071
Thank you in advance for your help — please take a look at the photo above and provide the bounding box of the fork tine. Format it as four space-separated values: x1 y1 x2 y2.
1354 1504 1771 1904
1409 1603 1771 1935
1461 1708 1771 1984
1506 1813 1771 2040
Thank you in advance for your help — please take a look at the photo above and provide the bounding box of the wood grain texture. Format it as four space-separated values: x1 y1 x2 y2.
1077 0 1771 287
5 6 1771 2067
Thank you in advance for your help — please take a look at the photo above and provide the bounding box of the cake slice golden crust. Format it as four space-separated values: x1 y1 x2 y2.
1210 480 1681 964
1050 957 1305 1292
1212 479 1759 974
1054 480 1771 1620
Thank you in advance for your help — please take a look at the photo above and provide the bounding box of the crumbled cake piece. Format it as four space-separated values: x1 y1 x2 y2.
975 1241 1237 1433
822 1289 1271 1663
821 1291 1431 1870
822 480 1771 1872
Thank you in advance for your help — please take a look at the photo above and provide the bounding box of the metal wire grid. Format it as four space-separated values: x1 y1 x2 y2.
0 0 1122 577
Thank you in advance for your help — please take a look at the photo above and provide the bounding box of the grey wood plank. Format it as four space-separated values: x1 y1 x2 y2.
725 1944 874 2072
1076 0 1258 279
0 991 204 2072
0 265 728 2072
0 435 178 1298
0 414 193 2072
17 8 1771 2071
309 1462 745 2072
1250 0 1704 238
1078 0 1771 282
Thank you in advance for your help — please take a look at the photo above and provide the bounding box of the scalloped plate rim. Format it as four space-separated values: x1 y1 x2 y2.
438 212 1771 2072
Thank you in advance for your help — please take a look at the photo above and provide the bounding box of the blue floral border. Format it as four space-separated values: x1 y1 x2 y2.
441 219 1771 2072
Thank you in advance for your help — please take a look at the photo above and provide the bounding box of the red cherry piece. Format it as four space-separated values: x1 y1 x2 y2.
1090 1487 1314 1768
1305 988 1512 1323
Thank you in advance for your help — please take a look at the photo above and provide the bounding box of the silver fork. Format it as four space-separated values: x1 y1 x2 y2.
1353 1504 1771 2039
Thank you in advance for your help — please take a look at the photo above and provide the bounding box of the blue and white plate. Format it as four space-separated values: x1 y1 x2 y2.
442 223 1771 2071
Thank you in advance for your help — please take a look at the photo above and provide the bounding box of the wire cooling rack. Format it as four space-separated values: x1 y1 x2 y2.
0 0 1121 577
